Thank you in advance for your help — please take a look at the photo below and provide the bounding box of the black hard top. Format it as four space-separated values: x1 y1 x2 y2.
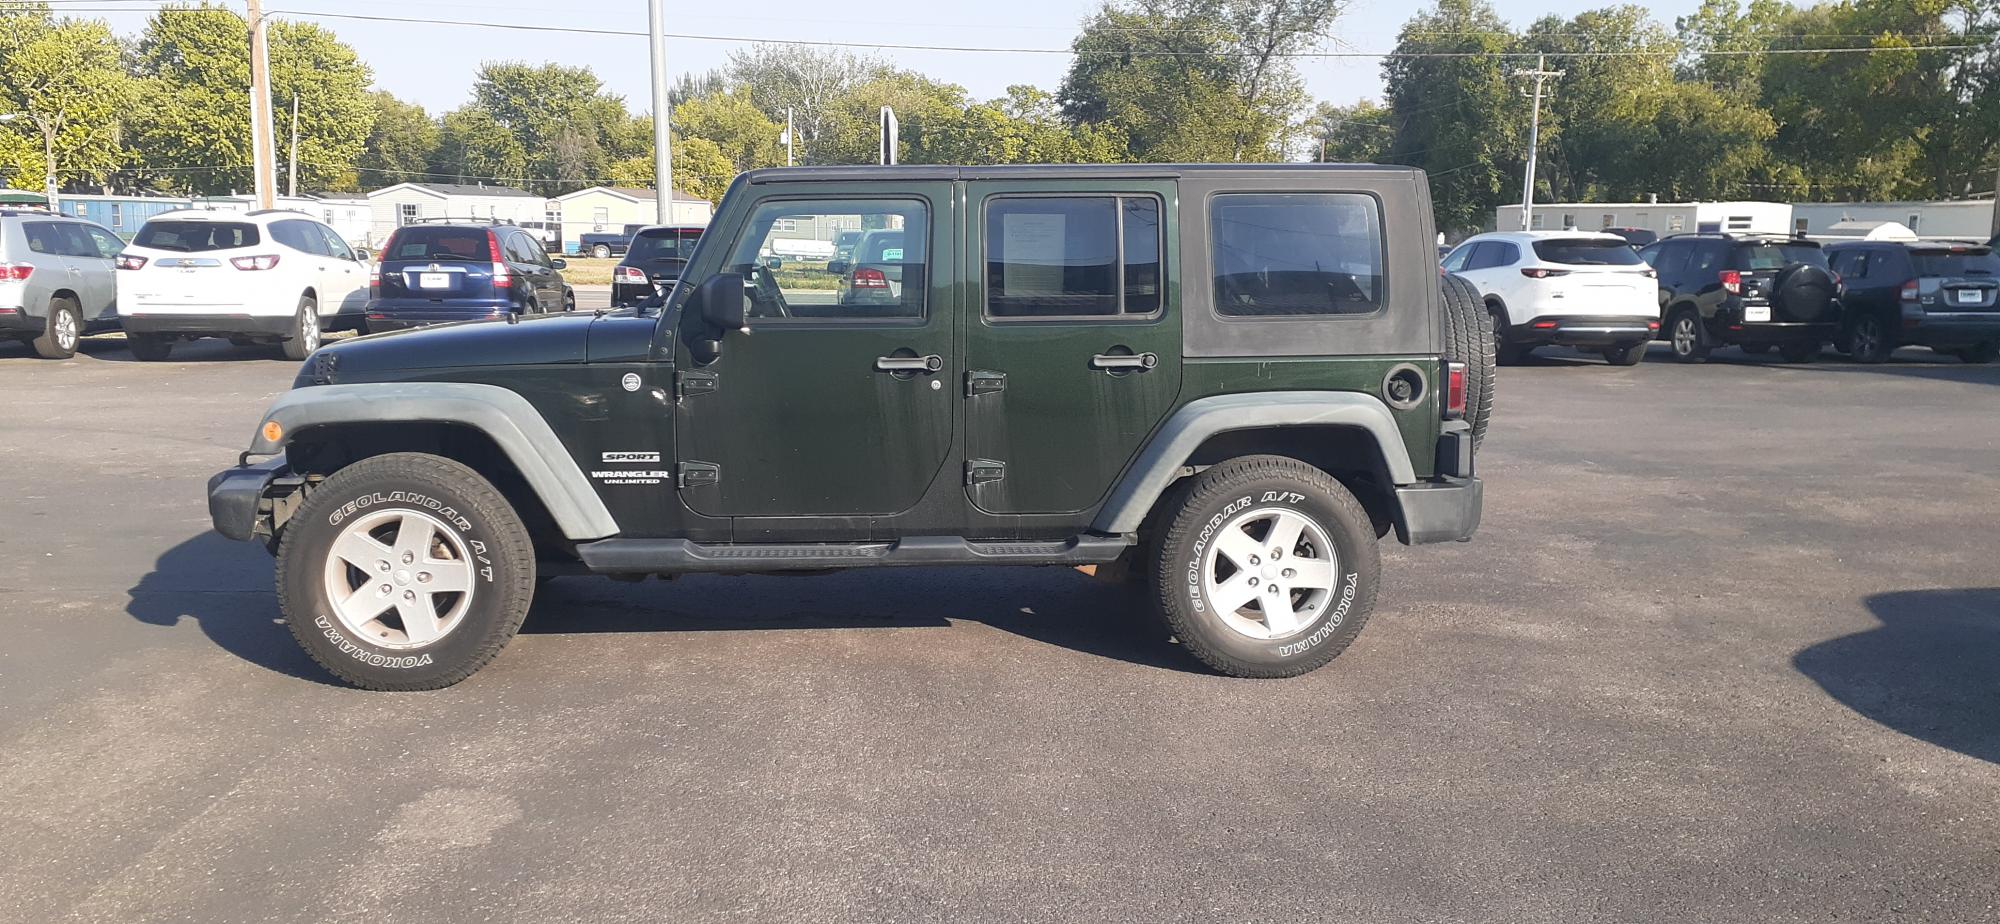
743 163 1424 184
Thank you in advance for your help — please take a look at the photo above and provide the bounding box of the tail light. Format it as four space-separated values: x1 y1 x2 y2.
487 231 511 288
115 254 148 270
1443 362 1467 420
1899 280 1919 304
230 254 281 271
615 266 648 285
368 264 380 293
1531 321 1558 329
1719 270 1742 295
852 267 889 289
0 262 32 281
1520 267 1571 278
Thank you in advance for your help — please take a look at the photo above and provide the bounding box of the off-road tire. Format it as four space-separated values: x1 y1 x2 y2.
276 452 536 690
591 244 612 259
1148 455 1379 679
1603 341 1647 366
1778 339 1821 364
1668 307 1711 363
281 295 319 361
1440 275 1495 450
32 297 81 359
127 332 173 361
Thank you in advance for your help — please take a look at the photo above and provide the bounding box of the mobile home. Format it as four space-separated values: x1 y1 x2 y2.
1494 201 1793 237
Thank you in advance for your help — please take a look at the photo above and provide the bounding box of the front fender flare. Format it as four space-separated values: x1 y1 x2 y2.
1090 391 1418 535
246 382 619 541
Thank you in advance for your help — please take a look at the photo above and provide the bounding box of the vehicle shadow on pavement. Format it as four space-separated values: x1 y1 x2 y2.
125 532 342 686
525 569 1193 672
1793 588 2000 765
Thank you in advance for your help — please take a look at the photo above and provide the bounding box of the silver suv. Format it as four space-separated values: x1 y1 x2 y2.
0 210 123 359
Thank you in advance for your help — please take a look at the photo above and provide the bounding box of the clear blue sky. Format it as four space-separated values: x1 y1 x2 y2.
80 0 1712 116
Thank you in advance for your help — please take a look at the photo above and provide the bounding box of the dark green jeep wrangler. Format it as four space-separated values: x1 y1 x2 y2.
208 164 1493 690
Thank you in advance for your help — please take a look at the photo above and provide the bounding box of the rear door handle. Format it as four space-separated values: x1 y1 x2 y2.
1090 352 1158 371
876 354 943 373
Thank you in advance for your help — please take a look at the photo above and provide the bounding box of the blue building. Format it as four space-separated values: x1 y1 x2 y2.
54 194 192 238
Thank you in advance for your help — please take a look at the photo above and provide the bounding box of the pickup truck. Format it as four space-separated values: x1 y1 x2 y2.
579 224 645 259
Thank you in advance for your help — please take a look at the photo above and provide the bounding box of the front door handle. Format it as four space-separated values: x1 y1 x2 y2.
876 354 943 373
1090 351 1158 371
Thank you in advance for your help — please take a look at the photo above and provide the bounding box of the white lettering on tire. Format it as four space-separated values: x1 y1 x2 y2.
1277 572 1359 657
315 615 435 669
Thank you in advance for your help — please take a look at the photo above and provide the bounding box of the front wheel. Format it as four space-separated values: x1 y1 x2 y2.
276 452 537 690
563 288 576 312
1603 341 1647 366
1148 455 1379 679
281 295 320 360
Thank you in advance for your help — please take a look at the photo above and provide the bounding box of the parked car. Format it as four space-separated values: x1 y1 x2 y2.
611 225 704 306
831 229 864 262
1826 240 1999 363
829 228 912 309
1442 231 1659 365
1601 227 1657 248
580 223 645 259
365 222 573 332
118 209 368 361
206 163 1491 690
1637 233 1840 363
0 209 123 359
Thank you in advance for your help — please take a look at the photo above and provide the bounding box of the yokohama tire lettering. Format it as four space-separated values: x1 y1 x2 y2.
1277 572 1359 657
315 615 435 669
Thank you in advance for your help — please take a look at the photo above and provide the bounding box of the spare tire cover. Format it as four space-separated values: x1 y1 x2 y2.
1771 263 1838 322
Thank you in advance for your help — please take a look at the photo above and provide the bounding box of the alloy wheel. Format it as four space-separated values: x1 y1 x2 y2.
1200 506 1340 641
321 508 477 649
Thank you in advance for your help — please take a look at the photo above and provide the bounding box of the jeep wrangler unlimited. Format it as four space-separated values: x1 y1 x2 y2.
208 165 1492 690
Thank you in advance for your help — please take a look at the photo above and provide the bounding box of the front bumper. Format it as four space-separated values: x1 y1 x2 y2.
1511 315 1657 347
121 313 295 337
1395 476 1482 545
207 456 295 543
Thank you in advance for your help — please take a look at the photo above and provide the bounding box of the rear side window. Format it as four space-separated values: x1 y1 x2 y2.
135 221 259 252
386 227 491 262
1735 243 1825 271
22 221 89 257
270 219 328 255
1212 193 1383 316
984 196 1163 318
1911 250 2000 276
1533 238 1642 265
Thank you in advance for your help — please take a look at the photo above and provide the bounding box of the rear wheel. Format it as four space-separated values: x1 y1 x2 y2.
281 295 320 360
1778 339 1821 363
276 452 536 690
591 244 612 259
32 297 81 359
1849 314 1894 364
1668 308 1710 363
1148 455 1379 679
127 332 173 361
563 288 576 312
1603 341 1647 366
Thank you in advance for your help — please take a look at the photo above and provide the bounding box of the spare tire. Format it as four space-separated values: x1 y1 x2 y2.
1440 273 1495 451
1771 263 1839 322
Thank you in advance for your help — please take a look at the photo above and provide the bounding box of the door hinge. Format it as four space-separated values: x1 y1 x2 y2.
677 461 720 489
965 370 1006 397
675 369 718 400
965 459 1006 486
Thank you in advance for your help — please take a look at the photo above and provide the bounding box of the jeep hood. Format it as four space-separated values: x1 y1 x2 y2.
309 312 613 378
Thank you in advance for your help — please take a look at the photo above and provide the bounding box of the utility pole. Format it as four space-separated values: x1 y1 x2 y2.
782 107 794 166
6 111 59 209
647 0 672 224
245 0 278 209
287 95 299 199
1512 54 1562 232
1990 157 1999 238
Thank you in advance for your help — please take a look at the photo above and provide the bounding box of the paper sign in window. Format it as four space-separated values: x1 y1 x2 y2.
1002 212 1067 295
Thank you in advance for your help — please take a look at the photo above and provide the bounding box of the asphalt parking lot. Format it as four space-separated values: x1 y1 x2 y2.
3 331 1997 923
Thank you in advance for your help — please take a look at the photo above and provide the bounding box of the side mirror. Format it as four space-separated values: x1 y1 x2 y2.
826 260 850 276
550 258 568 270
696 272 748 333
354 248 372 262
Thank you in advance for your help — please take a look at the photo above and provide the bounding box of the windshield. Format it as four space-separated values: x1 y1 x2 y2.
1533 238 1643 266
134 221 259 252
384 227 490 262
627 228 701 262
1736 243 1825 271
1912 250 2000 276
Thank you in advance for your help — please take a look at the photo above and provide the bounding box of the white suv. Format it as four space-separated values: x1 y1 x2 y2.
1443 230 1659 366
117 209 369 361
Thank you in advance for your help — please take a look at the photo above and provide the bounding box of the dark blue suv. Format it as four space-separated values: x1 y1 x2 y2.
366 222 573 331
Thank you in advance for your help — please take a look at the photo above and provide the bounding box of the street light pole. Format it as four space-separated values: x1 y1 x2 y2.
647 0 672 223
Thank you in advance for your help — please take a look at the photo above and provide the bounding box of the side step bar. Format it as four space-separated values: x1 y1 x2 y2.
576 534 1134 575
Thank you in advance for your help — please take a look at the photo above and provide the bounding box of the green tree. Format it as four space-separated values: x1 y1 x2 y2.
445 61 640 193
1310 100 1394 163
915 86 1129 164
1517 6 1678 201
607 136 735 202
673 88 783 172
432 106 528 186
726 45 883 165
357 91 439 187
130 3 374 194
0 6 137 193
1378 0 1524 233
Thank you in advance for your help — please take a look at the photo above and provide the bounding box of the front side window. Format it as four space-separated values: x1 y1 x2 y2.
316 224 355 261
80 224 123 258
1441 244 1471 273
725 199 928 321
984 195 1163 319
1211 193 1383 317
